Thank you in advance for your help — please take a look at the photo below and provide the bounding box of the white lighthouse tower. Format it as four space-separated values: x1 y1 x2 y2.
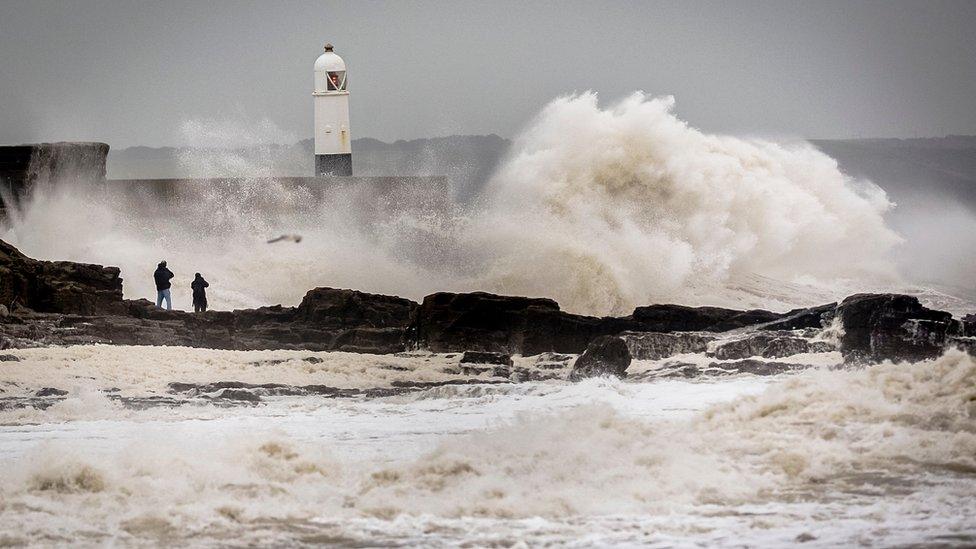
313 43 352 176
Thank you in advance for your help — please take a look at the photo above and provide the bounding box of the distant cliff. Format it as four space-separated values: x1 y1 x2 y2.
811 136 976 212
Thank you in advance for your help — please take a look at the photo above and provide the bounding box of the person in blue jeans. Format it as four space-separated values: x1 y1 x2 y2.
153 261 175 310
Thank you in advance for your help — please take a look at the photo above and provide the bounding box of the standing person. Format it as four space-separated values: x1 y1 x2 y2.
191 273 209 313
154 261 174 310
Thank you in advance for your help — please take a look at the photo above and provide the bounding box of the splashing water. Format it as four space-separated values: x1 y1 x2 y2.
1 93 903 314
0 347 973 545
466 93 903 313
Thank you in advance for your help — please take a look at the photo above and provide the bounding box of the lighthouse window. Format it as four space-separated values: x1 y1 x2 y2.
327 71 347 91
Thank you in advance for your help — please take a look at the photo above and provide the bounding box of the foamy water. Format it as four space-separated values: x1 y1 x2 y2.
0 346 973 546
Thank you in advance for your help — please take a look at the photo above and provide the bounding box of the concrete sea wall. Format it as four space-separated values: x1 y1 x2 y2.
1 140 450 218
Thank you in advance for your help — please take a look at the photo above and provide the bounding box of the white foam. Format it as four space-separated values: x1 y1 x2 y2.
0 350 972 545
0 345 463 398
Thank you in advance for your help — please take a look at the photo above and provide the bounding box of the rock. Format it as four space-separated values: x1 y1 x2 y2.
947 337 976 357
296 287 416 329
643 358 820 379
410 291 642 355
458 350 514 377
761 337 814 358
836 294 955 363
711 333 821 360
618 331 715 360
1 239 124 316
0 298 415 353
165 379 514 400
711 334 773 360
706 310 785 332
213 389 261 403
808 341 836 353
35 387 68 397
0 354 19 361
0 304 8 317
631 304 779 332
0 246 419 353
533 352 575 370
569 336 632 381
659 362 705 378
756 303 836 331
411 292 555 353
459 351 513 367
964 314 976 337
0 241 958 367
459 364 511 378
520 308 641 356
708 359 810 376
795 533 817 543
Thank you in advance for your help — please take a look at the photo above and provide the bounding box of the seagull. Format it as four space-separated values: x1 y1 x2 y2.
267 234 303 244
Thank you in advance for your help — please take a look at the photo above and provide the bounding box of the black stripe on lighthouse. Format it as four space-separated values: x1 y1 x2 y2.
315 154 353 176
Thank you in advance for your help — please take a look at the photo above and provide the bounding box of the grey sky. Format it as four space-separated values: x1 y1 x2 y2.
1 0 975 148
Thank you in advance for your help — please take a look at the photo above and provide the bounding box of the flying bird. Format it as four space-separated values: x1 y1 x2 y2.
267 234 303 244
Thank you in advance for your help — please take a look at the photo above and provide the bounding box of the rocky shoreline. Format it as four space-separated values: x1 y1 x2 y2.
2 239 973 383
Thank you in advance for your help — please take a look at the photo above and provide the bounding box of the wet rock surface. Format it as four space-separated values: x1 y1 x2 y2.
0 284 414 354
569 335 632 381
630 304 780 332
532 352 575 370
754 303 836 331
836 294 958 363
619 331 715 360
1 239 124 316
34 387 68 397
947 336 976 357
710 333 834 360
410 291 642 355
636 358 824 380
458 351 514 378
296 287 416 329
0 240 968 368
963 314 976 337
459 351 513 366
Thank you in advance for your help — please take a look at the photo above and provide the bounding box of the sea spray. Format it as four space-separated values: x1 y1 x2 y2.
471 92 901 314
1 94 903 315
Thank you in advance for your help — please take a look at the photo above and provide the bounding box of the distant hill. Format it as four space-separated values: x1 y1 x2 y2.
811 136 976 212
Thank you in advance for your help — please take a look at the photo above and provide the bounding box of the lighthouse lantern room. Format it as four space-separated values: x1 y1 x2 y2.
313 43 352 176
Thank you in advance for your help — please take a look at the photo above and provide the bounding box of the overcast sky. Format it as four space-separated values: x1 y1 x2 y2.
2 0 975 148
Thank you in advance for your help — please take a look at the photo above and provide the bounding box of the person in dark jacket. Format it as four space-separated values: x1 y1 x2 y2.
153 261 174 310
191 273 209 313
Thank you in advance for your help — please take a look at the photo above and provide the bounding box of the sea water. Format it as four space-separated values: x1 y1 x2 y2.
0 346 973 546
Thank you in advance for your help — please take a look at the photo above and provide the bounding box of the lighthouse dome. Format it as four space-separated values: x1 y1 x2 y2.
314 44 347 93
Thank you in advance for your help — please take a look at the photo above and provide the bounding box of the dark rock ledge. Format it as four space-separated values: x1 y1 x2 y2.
1 239 972 380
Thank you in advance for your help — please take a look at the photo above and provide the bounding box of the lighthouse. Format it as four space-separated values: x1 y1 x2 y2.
313 43 352 176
